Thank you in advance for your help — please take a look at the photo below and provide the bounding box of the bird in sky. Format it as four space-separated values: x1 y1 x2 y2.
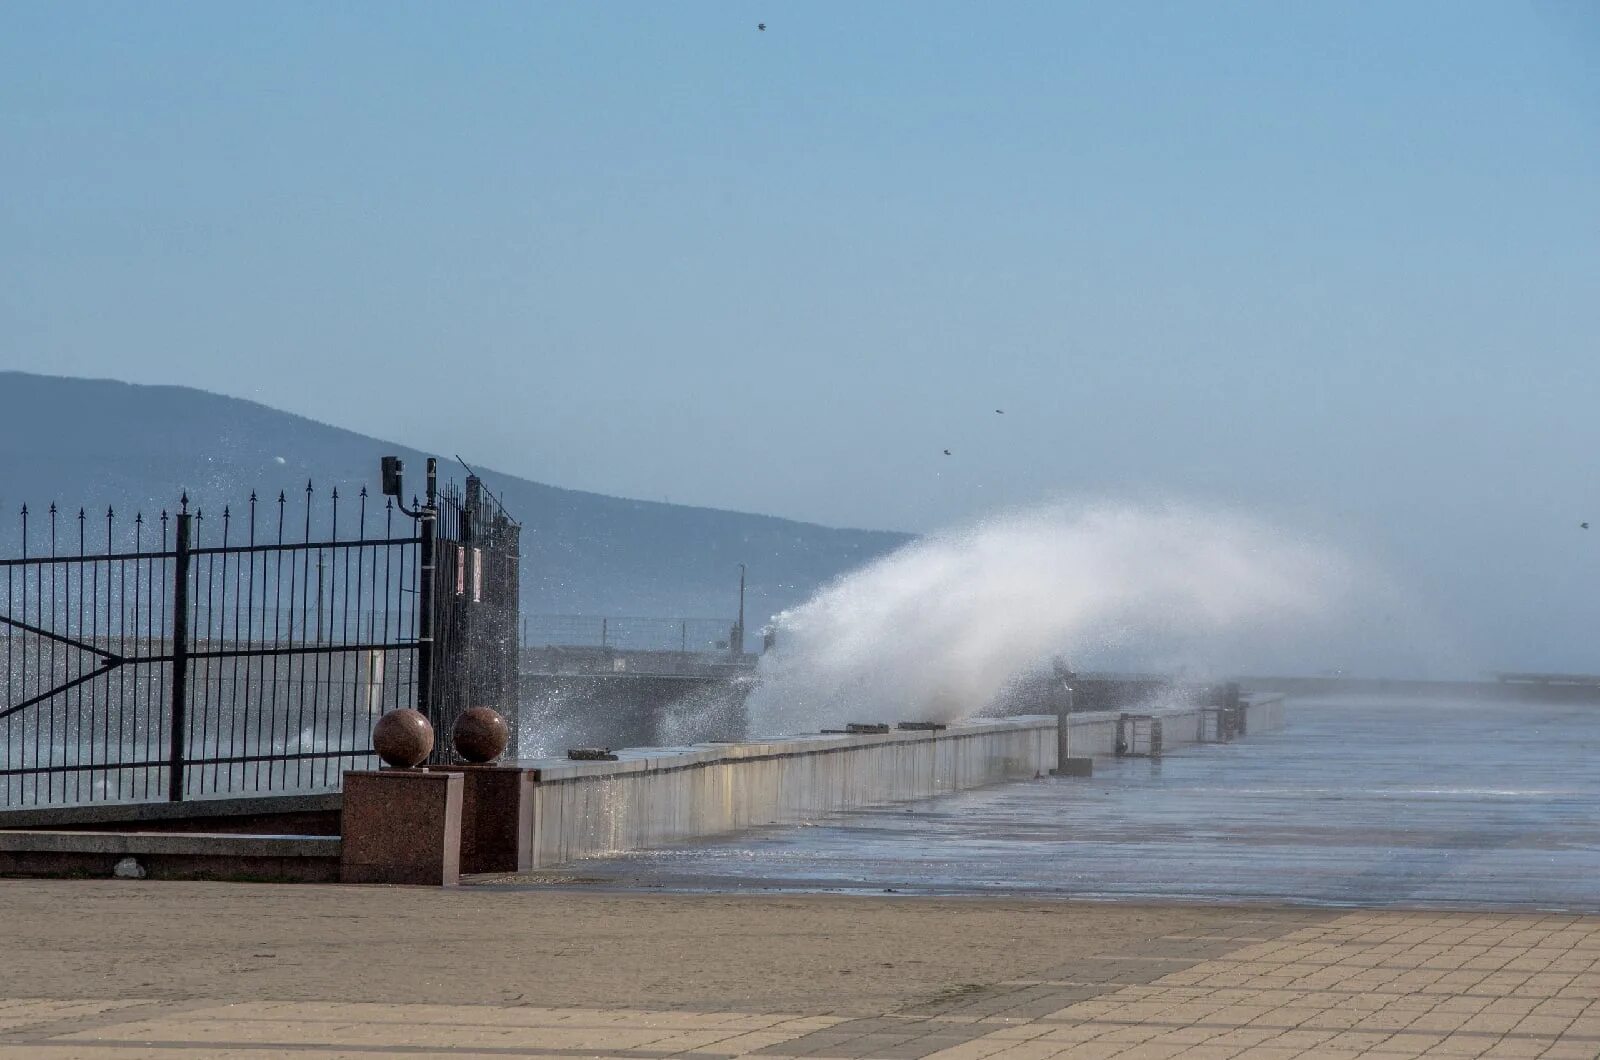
1583 521 1591 530
995 409 1004 414
758 22 766 31
943 449 952 456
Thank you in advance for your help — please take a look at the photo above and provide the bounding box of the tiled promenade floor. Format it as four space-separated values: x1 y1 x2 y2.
4 908 1599 1059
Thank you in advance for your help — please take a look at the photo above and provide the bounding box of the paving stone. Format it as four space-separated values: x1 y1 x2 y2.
9 909 1600 1058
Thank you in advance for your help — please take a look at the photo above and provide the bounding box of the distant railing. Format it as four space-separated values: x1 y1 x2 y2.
522 614 736 654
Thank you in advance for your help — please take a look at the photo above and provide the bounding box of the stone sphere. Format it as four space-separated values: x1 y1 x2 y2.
372 708 434 768
452 706 510 763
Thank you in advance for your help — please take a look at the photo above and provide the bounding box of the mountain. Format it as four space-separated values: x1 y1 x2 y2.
0 372 911 633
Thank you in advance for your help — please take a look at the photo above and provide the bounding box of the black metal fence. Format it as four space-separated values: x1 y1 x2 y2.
1 460 519 808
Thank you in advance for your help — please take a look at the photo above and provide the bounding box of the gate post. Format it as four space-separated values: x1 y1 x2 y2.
167 510 192 802
416 458 438 718
493 518 521 750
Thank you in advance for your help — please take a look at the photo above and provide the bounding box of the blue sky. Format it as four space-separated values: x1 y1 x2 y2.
3 2 1598 669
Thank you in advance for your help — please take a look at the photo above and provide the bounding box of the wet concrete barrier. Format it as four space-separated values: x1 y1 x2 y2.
515 694 1285 868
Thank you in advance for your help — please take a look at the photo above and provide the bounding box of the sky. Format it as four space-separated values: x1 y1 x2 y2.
3 2 1599 671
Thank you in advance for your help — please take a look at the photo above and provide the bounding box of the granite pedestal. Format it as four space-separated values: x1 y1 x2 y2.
340 769 463 886
451 764 536 874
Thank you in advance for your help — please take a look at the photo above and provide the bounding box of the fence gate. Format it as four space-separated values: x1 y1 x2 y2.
1 459 519 808
1114 713 1163 758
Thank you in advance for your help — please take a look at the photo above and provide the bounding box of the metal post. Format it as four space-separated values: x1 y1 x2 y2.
315 552 325 645
601 617 608 650
415 458 438 718
167 511 192 802
458 474 478 720
1056 682 1073 768
734 563 746 656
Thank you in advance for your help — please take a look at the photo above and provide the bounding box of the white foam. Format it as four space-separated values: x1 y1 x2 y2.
747 501 1358 735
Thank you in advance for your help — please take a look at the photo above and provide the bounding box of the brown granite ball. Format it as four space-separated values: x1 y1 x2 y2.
452 706 510 763
372 708 434 768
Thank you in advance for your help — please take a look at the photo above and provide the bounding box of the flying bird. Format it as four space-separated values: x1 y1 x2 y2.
943 449 952 456
995 409 1004 414
1583 521 1591 530
757 22 766 30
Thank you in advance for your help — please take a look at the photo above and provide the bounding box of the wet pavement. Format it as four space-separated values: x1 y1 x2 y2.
544 697 1600 911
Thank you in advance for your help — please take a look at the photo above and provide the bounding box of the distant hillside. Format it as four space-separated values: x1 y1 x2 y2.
0 372 911 629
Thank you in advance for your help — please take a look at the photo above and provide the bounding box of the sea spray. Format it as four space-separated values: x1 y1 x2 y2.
744 501 1357 735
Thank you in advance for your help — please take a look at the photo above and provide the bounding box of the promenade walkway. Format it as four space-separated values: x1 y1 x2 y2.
2 883 1597 1058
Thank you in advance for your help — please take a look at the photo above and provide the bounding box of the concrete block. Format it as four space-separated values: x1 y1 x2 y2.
340 769 463 886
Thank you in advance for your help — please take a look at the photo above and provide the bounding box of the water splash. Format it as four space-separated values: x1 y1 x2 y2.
746 501 1359 735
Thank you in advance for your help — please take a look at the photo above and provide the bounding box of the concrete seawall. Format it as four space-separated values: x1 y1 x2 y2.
517 694 1285 868
0 696 1286 880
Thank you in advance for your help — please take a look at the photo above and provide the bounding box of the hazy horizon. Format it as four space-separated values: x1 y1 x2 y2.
4 3 1599 673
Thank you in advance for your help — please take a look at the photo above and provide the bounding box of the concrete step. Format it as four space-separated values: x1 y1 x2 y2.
0 829 340 882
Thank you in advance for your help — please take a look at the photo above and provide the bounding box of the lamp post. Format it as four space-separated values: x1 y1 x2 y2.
380 455 436 717
1050 656 1093 777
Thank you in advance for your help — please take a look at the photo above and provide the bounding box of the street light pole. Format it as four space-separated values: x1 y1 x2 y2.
1050 656 1093 777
